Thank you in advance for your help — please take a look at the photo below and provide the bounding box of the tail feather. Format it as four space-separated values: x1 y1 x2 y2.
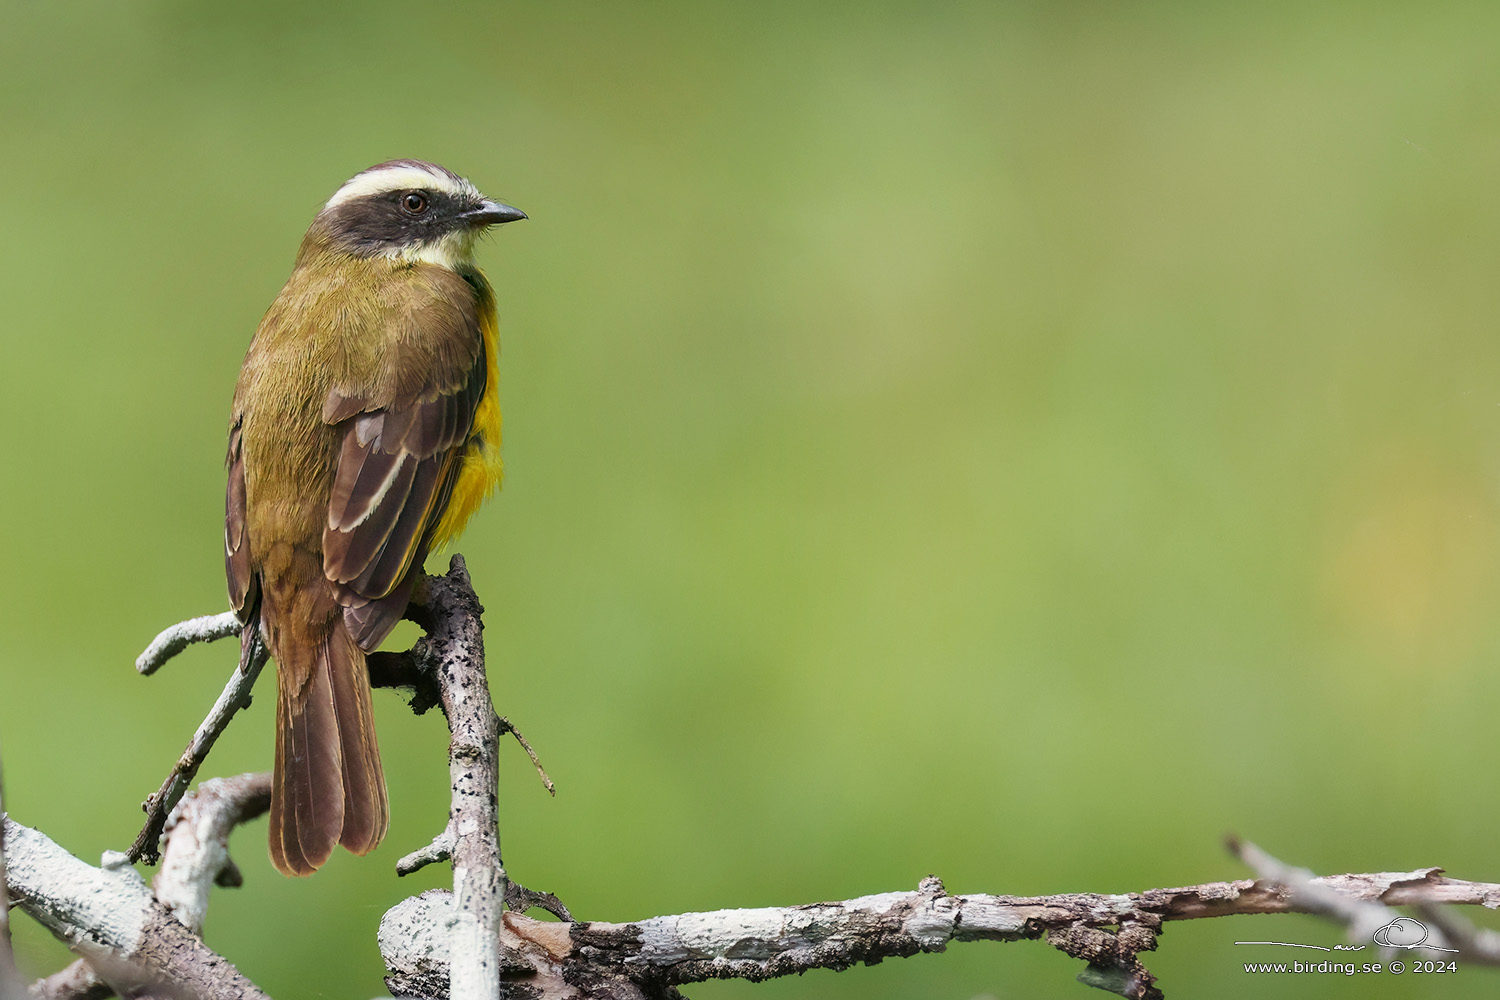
329 626 389 854
265 606 388 876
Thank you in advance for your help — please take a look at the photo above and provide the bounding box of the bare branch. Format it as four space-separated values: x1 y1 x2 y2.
394 556 508 1000
26 774 272 1000
503 882 572 924
127 635 268 865
4 818 268 1000
153 773 272 935
396 833 454 877
382 561 1500 999
27 961 110 1000
135 613 244 677
1412 902 1500 965
380 863 1500 1000
496 717 555 797
12 564 1500 999
368 646 442 716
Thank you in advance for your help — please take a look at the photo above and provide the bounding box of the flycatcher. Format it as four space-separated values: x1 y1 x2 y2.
225 160 525 875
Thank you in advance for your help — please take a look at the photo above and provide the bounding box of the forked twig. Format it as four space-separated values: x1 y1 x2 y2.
126 628 267 865
29 773 273 1000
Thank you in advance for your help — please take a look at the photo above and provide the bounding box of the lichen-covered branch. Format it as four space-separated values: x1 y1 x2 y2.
17 772 271 1000
4 817 268 1000
379 861 1500 1000
153 772 272 935
388 556 507 1000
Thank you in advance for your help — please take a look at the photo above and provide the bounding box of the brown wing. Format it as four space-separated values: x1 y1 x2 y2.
322 350 485 649
225 413 258 623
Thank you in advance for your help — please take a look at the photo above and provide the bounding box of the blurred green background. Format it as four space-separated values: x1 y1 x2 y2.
4 1 1500 997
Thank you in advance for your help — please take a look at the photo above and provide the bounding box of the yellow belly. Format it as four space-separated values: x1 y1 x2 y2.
431 295 502 550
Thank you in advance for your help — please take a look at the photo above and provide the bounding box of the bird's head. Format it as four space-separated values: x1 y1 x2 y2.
307 159 526 269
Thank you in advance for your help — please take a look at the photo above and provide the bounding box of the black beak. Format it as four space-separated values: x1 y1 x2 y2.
462 200 528 226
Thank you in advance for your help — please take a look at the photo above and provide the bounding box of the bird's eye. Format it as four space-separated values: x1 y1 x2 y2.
401 191 429 215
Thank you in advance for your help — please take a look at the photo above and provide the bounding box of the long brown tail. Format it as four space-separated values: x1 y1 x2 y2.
265 600 388 876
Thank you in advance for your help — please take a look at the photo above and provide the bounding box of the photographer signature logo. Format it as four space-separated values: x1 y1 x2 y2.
1235 917 1457 953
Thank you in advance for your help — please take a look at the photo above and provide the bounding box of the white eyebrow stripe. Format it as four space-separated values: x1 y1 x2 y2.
324 165 477 210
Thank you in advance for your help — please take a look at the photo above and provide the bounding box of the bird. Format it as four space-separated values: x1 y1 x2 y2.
224 160 526 875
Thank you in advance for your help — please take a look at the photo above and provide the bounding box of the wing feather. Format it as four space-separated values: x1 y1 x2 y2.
324 453 417 581
319 282 487 647
225 415 258 622
350 455 446 596
340 455 466 649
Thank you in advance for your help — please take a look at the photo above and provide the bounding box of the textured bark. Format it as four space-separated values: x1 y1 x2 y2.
4 819 268 1000
14 771 272 1000
153 774 273 935
380 867 1500 1000
386 557 508 1000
